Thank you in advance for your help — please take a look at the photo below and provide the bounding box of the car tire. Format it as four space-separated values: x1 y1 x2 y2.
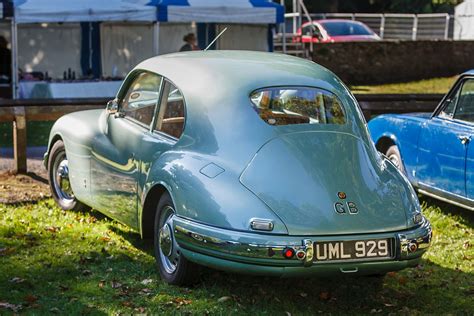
154 192 199 285
385 145 406 174
48 140 90 212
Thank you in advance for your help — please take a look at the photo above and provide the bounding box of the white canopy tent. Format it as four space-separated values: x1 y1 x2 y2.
155 0 283 52
8 0 284 98
11 0 158 98
455 0 474 39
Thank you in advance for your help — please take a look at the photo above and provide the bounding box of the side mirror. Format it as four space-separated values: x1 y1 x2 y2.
106 99 118 115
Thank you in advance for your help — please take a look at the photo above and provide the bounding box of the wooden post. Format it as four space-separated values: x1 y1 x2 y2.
13 107 27 174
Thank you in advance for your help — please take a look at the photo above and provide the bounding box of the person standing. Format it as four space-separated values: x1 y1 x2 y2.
179 33 199 52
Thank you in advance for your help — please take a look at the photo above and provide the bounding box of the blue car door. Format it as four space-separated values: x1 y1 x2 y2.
456 79 474 201
416 78 474 199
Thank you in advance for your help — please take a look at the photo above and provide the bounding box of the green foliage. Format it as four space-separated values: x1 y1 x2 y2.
0 198 473 315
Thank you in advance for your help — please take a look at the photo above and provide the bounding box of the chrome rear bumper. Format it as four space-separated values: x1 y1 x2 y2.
173 216 432 269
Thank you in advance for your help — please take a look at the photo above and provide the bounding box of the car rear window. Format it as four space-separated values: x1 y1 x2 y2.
250 87 346 126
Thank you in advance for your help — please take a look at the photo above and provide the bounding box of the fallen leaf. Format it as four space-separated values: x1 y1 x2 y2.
217 296 231 303
174 298 192 306
398 276 407 285
319 292 330 300
0 302 22 312
463 241 470 249
50 307 60 313
121 301 133 308
111 281 122 289
45 226 60 233
9 277 25 284
139 288 153 295
141 278 153 285
135 307 146 313
300 292 308 298
0 247 15 256
82 270 92 276
285 312 292 316
24 295 38 304
98 280 106 288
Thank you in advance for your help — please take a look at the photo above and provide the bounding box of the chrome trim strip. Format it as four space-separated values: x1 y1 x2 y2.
418 183 474 211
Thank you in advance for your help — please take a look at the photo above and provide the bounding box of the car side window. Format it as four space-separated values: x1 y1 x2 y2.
303 24 321 37
154 81 185 139
121 72 162 126
438 83 461 119
453 79 474 123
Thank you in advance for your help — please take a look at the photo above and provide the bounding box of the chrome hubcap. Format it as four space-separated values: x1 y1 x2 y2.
158 206 180 274
52 153 74 202
159 224 173 257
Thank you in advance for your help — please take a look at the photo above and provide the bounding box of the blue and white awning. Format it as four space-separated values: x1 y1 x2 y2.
153 0 284 24
13 0 157 23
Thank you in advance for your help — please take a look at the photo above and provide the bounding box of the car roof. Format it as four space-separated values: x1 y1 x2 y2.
303 19 365 26
134 50 345 110
463 69 474 76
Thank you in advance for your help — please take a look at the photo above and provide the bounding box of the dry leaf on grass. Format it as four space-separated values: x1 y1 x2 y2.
217 296 231 303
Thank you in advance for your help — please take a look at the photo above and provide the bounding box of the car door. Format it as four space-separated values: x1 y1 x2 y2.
90 71 163 228
136 79 187 201
416 78 474 199
457 79 474 201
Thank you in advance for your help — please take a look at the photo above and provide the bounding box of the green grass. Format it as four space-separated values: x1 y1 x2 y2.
0 121 53 148
351 76 457 94
0 198 472 315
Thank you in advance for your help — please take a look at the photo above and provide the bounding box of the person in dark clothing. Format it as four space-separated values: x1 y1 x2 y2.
179 33 199 52
0 36 11 82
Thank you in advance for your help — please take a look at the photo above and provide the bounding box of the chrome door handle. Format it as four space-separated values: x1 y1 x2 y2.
458 135 471 145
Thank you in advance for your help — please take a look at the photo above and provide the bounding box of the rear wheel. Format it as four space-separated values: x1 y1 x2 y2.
385 145 406 174
48 140 90 211
154 192 199 285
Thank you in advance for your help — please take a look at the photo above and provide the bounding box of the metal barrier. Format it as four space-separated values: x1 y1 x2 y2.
283 12 452 40
0 94 443 174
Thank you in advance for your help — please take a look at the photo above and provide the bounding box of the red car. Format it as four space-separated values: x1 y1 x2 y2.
295 19 380 43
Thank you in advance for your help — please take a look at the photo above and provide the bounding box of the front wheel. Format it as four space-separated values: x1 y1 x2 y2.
154 192 199 285
47 140 90 211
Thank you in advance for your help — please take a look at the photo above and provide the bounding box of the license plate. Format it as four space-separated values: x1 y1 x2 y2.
313 238 393 262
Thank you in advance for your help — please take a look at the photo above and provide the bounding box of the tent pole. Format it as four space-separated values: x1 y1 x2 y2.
10 18 18 99
153 22 160 56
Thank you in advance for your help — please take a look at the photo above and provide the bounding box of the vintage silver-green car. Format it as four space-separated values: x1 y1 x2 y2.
45 51 431 285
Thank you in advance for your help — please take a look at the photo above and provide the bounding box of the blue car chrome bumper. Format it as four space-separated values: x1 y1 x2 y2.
173 216 432 276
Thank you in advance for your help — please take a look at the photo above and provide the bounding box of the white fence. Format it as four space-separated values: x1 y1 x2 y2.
283 13 453 40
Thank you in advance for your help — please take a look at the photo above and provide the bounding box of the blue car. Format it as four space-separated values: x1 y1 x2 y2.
369 70 474 211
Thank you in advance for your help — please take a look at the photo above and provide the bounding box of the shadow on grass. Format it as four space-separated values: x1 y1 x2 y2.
1 198 473 314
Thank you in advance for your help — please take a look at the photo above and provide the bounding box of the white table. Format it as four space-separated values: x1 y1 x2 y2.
19 80 123 99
